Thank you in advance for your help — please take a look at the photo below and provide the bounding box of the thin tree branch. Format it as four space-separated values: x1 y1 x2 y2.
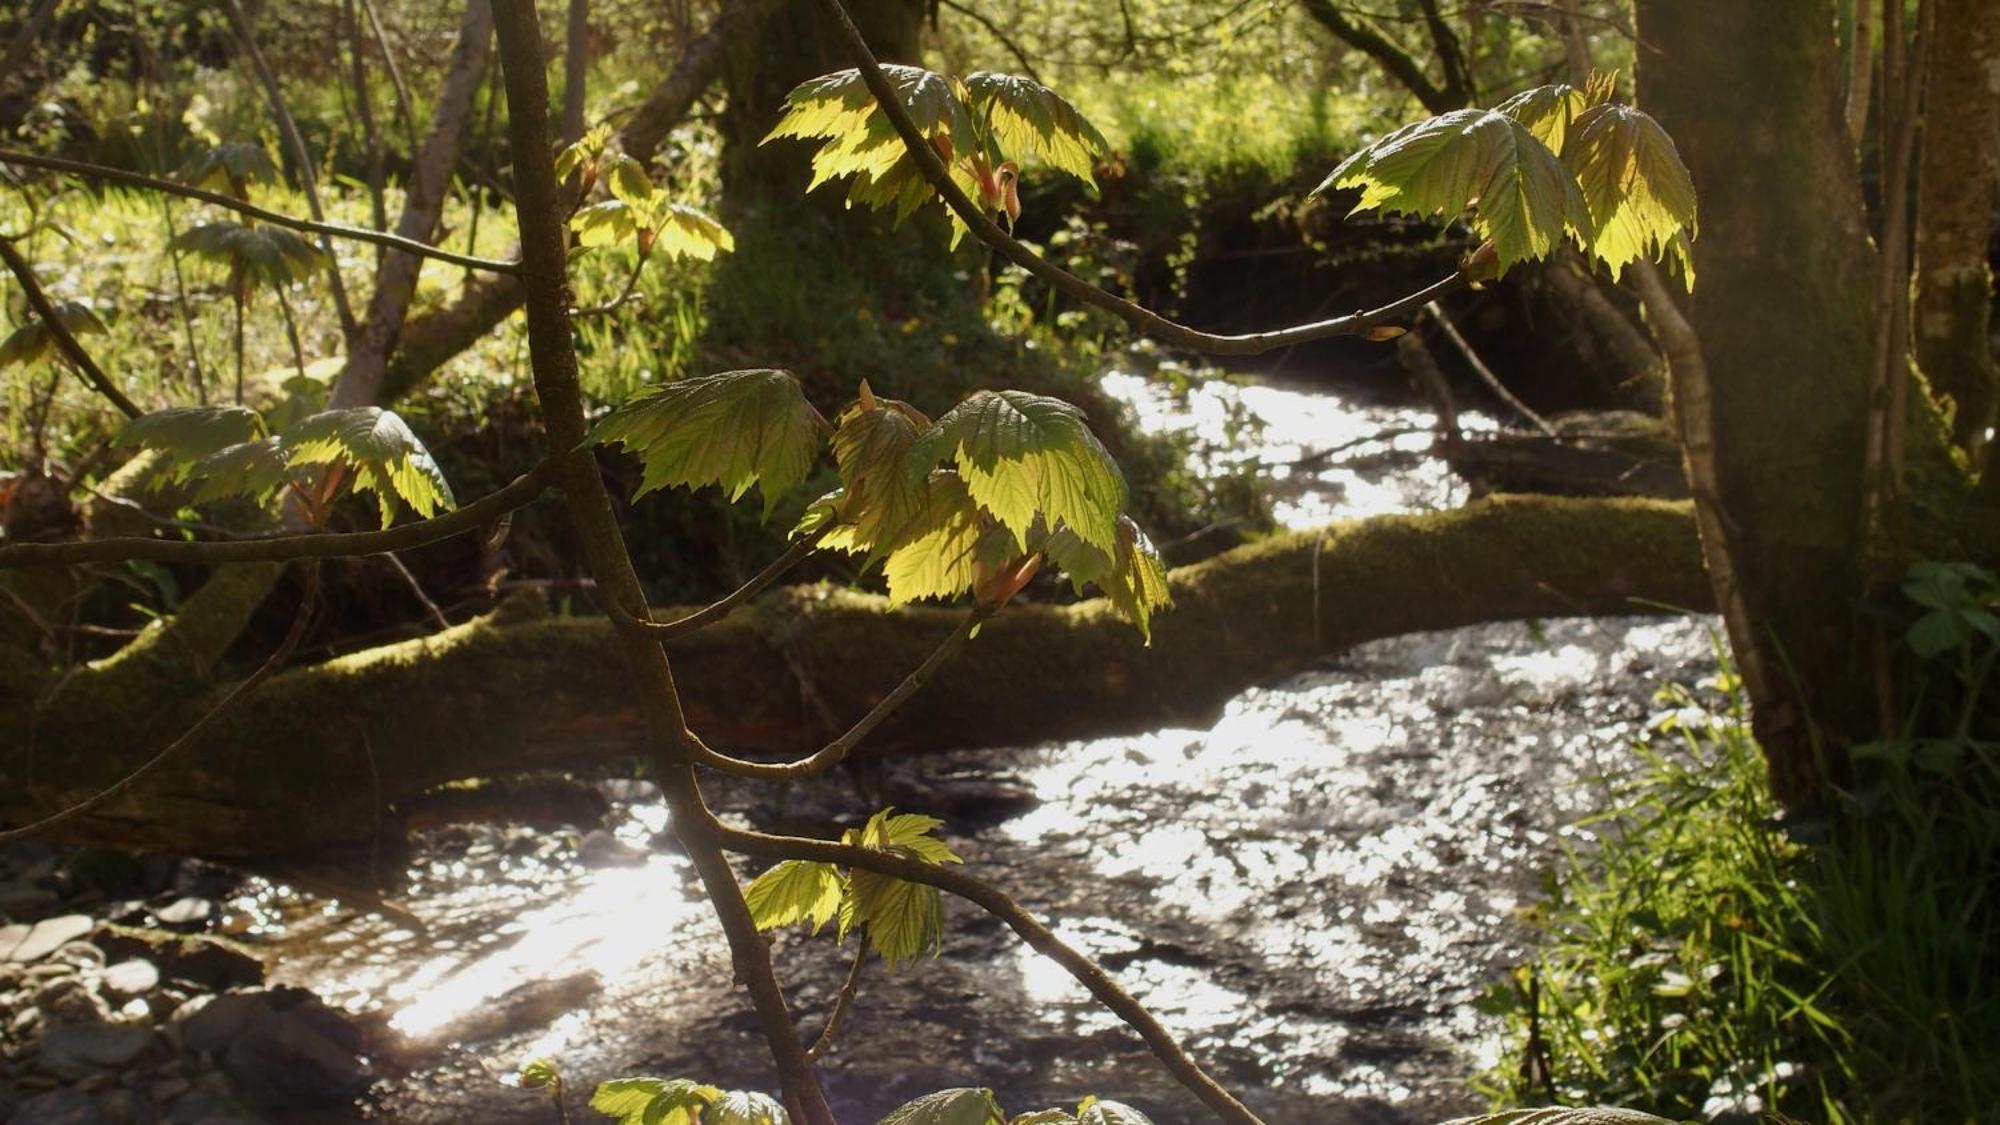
357 0 422 156
710 820 1266 1125
936 0 1042 83
224 0 360 345
0 461 557 568
666 604 992 782
0 151 521 274
0 234 142 418
1423 301 1557 436
0 564 317 845
805 943 867 1062
343 0 390 264
813 0 1465 357
606 526 831 640
1297 0 1459 113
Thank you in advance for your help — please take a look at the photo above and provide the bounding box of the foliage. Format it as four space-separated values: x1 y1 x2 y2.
561 129 734 263
744 808 961 970
590 369 829 512
1318 81 1696 283
170 221 324 291
0 300 108 370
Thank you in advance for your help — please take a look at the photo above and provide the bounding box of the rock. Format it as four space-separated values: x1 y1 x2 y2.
0 881 60 918
34 1023 157 1080
218 1009 369 1106
34 978 110 1024
0 922 27 961
92 927 263 991
98 961 158 999
150 899 210 929
6 1088 109 1125
90 1089 152 1125
7 916 93 963
577 829 649 868
177 993 260 1055
159 1088 266 1125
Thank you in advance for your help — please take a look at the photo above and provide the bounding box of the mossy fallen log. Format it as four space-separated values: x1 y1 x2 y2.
0 496 1709 858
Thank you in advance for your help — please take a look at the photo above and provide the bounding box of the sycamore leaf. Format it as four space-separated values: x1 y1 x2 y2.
1010 1113 1078 1125
602 153 656 205
571 199 642 249
0 300 107 368
181 142 279 193
590 369 827 511
962 71 1109 184
1495 84 1590 154
282 407 455 527
1440 1104 1672 1112
516 1058 561 1089
1562 102 1699 287
765 65 983 226
875 811 963 864
1315 108 1590 274
831 389 934 554
186 436 290 506
171 221 325 290
905 390 1126 555
588 1077 722 1125
879 472 1021 604
1045 516 1173 644
120 405 266 480
709 1090 791 1125
1076 1101 1157 1125
881 1088 1008 1125
650 203 735 262
837 808 963 969
744 860 844 934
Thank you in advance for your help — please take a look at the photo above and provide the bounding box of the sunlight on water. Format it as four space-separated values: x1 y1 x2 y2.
1099 370 1495 526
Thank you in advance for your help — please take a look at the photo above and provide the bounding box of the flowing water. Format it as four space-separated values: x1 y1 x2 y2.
232 372 1717 1123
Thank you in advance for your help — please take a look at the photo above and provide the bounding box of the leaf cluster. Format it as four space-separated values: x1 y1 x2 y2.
1317 78 1696 285
0 300 107 369
560 128 734 262
589 1077 787 1125
744 809 961 970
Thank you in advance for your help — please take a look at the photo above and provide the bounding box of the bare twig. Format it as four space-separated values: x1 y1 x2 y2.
0 151 520 274
812 0 1464 357
1424 301 1557 436
384 551 452 631
0 564 317 845
357 0 421 156
0 234 143 418
607 526 831 640
0 461 557 568
805 944 867 1062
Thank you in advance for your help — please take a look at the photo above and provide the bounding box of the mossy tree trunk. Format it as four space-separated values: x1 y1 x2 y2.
1634 0 1885 799
0 498 1707 859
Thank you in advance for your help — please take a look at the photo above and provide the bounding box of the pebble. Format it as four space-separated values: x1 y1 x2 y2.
577 829 649 868
150 899 210 928
8 916 94 963
35 1023 157 1080
99 961 159 999
6 1088 109 1125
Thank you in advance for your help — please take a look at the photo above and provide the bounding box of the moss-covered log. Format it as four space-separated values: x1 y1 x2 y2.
0 496 1708 859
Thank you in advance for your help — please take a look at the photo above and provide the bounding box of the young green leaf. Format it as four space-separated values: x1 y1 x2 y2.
830 388 934 554
649 203 735 262
1315 108 1591 274
589 369 827 511
570 200 641 249
120 406 266 480
601 153 656 205
0 300 107 369
708 1090 791 1125
1439 1111 1673 1125
1494 84 1590 153
880 1087 1009 1125
879 472 1018 604
516 1058 561 1089
904 390 1127 554
743 860 844 934
1562 103 1699 287
962 72 1109 185
1009 1112 1078 1125
171 222 326 290
587 1077 723 1125
186 436 291 506
765 65 985 226
282 407 456 526
845 865 944 968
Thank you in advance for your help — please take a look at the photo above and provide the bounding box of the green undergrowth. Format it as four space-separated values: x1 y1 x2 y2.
1483 600 2000 1123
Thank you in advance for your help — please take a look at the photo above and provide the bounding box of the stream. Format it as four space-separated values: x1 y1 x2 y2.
237 371 1716 1123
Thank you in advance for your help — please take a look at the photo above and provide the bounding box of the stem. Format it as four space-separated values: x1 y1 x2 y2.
277 287 309 381
613 527 831 639
0 461 556 568
224 0 360 346
358 0 422 157
343 0 389 271
233 287 246 405
806 944 867 1062
1423 301 1556 437
0 151 518 274
486 5 834 1119
0 234 141 418
0 563 317 846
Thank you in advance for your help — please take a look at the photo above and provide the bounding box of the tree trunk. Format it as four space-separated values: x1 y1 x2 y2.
1634 0 1885 799
1913 0 2000 455
1 497 1707 858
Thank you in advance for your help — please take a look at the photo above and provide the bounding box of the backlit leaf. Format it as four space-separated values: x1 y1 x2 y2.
831 389 934 554
709 1090 790 1125
879 472 1019 604
1076 1100 1157 1125
744 860 844 935
963 71 1109 184
1315 108 1590 274
846 865 944 968
186 436 290 506
1562 103 1699 287
120 405 266 481
588 1077 722 1125
881 1088 1008 1125
1439 1111 1673 1125
765 65 982 226
0 300 107 369
282 406 455 527
905 390 1126 554
571 199 641 249
590 369 827 512
1495 84 1590 154
651 203 735 262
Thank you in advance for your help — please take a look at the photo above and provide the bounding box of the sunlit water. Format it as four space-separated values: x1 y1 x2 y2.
229 371 1715 1123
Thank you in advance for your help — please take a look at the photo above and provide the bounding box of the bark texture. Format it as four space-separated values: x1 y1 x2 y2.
1914 0 2000 453
0 498 1708 859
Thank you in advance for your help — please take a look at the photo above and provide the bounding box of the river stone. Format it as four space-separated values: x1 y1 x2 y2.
6 1088 110 1125
160 1088 267 1125
99 960 159 999
93 926 263 990
35 977 111 1024
217 1006 370 1106
0 922 27 959
8 915 93 962
35 1022 158 1079
177 992 261 1054
152 898 211 928
577 829 648 867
